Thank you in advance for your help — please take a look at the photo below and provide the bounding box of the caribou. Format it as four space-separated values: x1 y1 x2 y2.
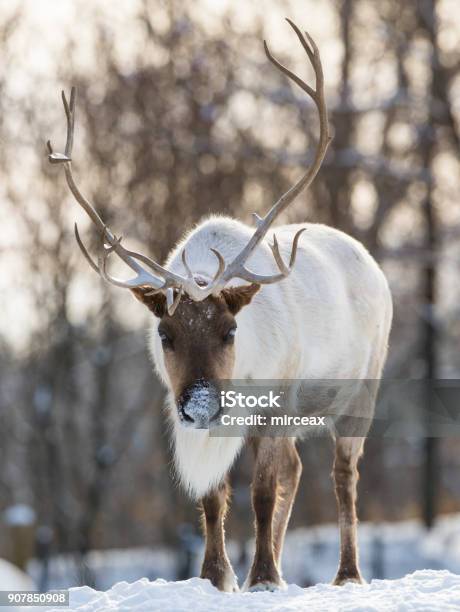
48 19 392 592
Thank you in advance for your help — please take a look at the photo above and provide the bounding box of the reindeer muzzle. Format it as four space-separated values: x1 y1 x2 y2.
177 379 221 429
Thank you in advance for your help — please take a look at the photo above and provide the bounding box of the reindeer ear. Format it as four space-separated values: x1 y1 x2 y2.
131 288 166 318
221 283 260 315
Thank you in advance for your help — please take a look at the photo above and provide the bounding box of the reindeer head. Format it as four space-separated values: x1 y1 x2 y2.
47 19 330 429
132 283 259 427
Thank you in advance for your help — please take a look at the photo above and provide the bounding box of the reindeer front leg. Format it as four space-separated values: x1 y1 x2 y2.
200 480 238 592
244 438 285 591
332 436 365 585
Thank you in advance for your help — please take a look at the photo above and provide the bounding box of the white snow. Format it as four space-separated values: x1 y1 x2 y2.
0 558 35 590
42 570 460 611
19 514 460 609
25 513 460 590
3 504 36 526
183 384 211 422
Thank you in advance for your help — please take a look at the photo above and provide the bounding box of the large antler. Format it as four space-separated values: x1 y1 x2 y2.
46 88 211 313
47 19 330 314
201 18 332 294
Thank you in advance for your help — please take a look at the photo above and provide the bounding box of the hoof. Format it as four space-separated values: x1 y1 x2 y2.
202 569 239 593
243 576 287 592
215 574 239 593
333 573 365 586
221 573 239 593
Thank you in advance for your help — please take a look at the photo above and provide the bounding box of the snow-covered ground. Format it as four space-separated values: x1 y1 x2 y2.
28 513 460 590
42 570 460 611
281 515 460 585
16 513 460 610
0 558 35 589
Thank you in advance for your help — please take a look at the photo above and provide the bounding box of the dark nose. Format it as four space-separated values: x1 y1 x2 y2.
178 379 220 429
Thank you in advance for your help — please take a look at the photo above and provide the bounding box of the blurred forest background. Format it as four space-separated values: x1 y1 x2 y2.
0 0 459 590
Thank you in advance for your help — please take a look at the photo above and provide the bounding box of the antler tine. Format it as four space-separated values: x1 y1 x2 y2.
221 266 286 285
76 220 184 292
167 287 183 316
285 19 316 68
48 87 113 237
62 87 76 158
181 249 195 281
47 87 75 164
270 235 287 275
210 249 226 283
287 227 306 267
217 227 306 287
181 247 226 294
74 223 100 274
269 228 306 275
97 235 166 290
263 41 316 101
118 247 188 286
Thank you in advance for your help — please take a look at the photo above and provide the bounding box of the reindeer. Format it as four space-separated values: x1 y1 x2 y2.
47 19 392 592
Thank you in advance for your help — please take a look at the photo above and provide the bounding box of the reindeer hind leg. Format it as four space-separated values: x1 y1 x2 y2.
332 436 365 585
272 438 302 570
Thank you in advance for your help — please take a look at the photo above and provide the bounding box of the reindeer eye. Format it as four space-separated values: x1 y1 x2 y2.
158 329 173 349
223 326 237 344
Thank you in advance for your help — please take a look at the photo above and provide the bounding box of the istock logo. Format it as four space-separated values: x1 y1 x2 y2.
220 390 283 409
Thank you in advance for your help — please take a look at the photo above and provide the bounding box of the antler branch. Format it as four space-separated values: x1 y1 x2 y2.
200 18 331 294
47 87 199 307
